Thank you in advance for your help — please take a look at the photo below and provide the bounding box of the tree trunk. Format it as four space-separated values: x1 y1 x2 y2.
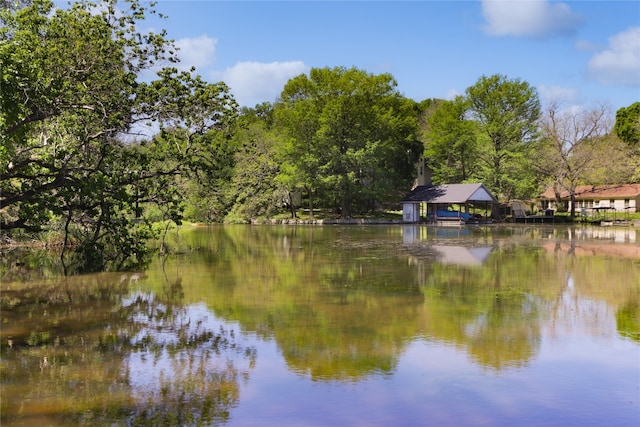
287 191 297 218
340 174 352 218
341 201 352 219
307 187 314 220
553 181 563 212
570 192 576 218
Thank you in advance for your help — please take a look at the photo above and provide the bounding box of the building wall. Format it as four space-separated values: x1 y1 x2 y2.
571 197 638 213
402 203 421 223
541 196 639 213
413 156 431 188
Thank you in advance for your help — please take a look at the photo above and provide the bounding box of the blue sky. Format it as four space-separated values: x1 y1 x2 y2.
143 1 639 112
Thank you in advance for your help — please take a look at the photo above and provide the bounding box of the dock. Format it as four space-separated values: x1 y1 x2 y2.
514 215 556 224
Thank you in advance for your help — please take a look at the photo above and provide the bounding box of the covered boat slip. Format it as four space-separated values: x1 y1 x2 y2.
402 183 499 225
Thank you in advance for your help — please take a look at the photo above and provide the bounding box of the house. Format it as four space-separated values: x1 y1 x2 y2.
402 183 499 224
539 184 640 214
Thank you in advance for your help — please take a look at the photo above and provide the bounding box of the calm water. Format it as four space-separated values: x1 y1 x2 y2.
1 225 639 426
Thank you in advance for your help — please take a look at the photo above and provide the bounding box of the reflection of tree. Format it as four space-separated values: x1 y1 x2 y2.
152 225 425 382
1 275 131 426
466 291 540 370
616 301 639 342
419 245 544 370
145 225 637 380
123 288 255 426
276 289 423 380
0 246 64 282
545 243 640 345
1 274 254 426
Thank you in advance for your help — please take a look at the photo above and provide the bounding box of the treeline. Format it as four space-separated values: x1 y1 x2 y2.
1 0 638 273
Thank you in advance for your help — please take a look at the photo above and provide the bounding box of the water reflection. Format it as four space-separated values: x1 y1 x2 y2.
2 225 639 426
402 225 495 266
1 273 255 426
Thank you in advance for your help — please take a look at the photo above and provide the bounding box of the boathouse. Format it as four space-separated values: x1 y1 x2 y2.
402 183 499 224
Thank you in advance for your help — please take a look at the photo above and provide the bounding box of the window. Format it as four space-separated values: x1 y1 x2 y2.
625 199 630 208
580 200 594 209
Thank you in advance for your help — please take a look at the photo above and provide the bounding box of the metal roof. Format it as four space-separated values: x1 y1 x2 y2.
402 183 498 204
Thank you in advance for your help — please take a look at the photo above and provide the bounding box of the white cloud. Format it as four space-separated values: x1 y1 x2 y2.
175 35 217 72
212 61 308 107
587 27 640 87
538 84 578 104
445 89 461 101
481 0 582 38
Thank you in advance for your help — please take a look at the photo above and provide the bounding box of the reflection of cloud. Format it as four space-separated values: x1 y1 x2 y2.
481 0 582 38
211 61 308 107
125 299 254 423
587 27 640 86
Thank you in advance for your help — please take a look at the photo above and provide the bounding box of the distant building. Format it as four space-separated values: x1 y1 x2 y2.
402 183 498 224
539 184 640 213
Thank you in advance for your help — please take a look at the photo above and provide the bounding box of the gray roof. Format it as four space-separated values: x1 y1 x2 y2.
402 184 498 204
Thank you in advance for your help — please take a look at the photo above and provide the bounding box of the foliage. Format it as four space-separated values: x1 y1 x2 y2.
421 74 540 202
2 2 638 274
0 0 237 273
139 68 238 226
424 96 479 184
465 74 541 201
535 102 614 217
614 102 640 147
275 66 423 218
225 118 281 222
579 133 640 184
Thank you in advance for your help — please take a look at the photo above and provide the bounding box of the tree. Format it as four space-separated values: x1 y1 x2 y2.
275 67 422 218
424 96 479 184
579 133 640 185
225 112 281 222
536 102 613 217
139 68 238 225
273 73 326 219
0 0 237 273
614 102 640 147
465 74 541 202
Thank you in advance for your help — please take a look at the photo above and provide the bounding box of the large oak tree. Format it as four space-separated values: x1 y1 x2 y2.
274 67 422 218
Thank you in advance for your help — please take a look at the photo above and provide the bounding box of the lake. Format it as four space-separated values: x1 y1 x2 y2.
1 224 639 426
